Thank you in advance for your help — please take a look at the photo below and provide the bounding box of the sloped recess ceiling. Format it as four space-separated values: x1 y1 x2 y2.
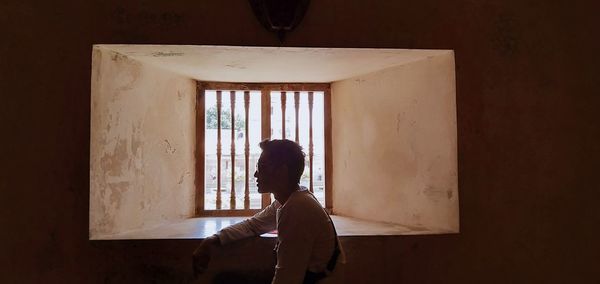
99 45 449 82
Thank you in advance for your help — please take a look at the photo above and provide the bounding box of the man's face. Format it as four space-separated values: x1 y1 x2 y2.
254 152 287 194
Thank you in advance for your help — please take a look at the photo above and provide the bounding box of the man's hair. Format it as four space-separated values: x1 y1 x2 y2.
259 139 305 185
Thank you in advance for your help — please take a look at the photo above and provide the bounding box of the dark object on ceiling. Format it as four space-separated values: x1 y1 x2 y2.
248 0 311 42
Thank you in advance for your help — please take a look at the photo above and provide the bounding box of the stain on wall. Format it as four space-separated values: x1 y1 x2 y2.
90 47 196 238
332 53 458 231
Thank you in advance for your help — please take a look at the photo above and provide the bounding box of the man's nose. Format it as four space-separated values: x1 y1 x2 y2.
254 170 258 178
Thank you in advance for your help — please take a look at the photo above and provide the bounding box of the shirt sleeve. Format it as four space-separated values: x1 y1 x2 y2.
216 201 279 245
271 204 315 284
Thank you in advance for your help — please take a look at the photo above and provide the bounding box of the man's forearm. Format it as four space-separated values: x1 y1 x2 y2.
217 219 265 244
216 203 278 245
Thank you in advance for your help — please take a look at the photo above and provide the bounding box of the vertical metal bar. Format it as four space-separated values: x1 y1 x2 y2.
294 91 300 143
244 91 250 209
230 91 236 210
308 91 314 193
216 90 222 210
281 91 286 139
261 88 272 208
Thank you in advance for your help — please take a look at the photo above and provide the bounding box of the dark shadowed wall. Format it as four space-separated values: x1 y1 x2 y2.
1 0 598 283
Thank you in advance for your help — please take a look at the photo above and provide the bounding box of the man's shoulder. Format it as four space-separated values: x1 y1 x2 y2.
285 190 328 217
290 189 320 204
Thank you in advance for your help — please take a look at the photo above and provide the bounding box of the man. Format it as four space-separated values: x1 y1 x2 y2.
193 139 342 284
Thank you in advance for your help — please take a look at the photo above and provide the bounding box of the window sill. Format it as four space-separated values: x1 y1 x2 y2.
92 215 456 240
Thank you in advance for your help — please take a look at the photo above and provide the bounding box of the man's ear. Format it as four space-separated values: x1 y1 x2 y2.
278 164 289 178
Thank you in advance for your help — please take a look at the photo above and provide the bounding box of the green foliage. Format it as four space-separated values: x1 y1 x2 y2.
206 106 244 130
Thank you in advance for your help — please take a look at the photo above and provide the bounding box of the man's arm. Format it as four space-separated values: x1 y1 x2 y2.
271 205 315 284
217 200 279 244
192 202 279 276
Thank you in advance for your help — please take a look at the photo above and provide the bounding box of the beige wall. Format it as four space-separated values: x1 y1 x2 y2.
331 52 458 232
89 47 196 238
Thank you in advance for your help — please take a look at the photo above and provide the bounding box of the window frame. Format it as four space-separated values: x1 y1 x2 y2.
195 81 333 217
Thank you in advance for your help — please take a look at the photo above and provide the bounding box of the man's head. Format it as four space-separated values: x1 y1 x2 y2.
254 139 305 194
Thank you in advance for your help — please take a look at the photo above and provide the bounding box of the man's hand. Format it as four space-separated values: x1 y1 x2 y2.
192 235 220 276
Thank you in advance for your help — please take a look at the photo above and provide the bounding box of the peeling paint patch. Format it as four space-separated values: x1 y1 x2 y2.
177 171 190 185
396 112 404 133
164 139 176 154
109 181 129 209
100 138 129 176
423 185 447 203
110 52 128 62
131 122 143 157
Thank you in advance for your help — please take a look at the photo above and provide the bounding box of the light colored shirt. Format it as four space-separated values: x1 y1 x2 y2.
217 187 338 284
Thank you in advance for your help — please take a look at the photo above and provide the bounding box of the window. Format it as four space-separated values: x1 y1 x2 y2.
195 82 332 217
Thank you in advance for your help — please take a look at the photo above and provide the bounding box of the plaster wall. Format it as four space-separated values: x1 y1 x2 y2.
90 47 196 238
331 53 458 231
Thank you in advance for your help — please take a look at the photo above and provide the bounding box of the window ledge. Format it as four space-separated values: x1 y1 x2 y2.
92 215 456 240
